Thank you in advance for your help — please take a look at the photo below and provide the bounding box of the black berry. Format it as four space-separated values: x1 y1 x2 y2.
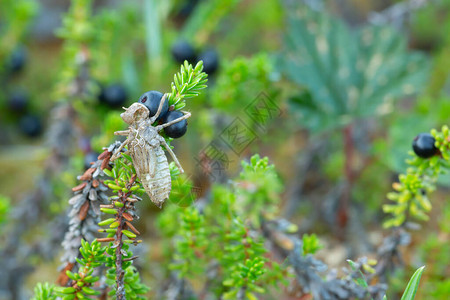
98 84 128 108
7 90 29 113
162 110 187 138
84 152 100 169
19 114 42 138
412 133 438 158
6 47 27 73
138 91 168 120
178 0 200 18
171 40 196 64
197 48 219 75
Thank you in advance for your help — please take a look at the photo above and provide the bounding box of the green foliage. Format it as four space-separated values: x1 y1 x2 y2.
0 0 38 61
222 257 266 300
170 206 208 276
168 173 197 207
31 282 56 300
383 125 450 227
56 0 94 43
222 217 266 266
182 0 241 45
165 60 208 110
211 53 274 113
301 233 322 255
221 218 268 299
157 154 287 299
53 240 106 299
102 154 145 197
143 0 163 64
204 53 279 147
90 61 206 297
0 195 11 227
91 5 142 85
236 154 282 225
104 243 150 299
100 153 150 297
17 1 449 299
281 3 429 132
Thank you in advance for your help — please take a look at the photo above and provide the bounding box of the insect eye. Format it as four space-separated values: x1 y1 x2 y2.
140 96 148 103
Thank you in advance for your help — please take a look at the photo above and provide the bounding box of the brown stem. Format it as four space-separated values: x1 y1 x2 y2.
115 195 126 300
114 175 137 300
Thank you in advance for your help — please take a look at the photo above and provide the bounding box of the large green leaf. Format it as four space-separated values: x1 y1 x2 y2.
279 3 429 132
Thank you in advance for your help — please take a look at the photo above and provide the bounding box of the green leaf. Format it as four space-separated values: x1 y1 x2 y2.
98 218 116 226
100 207 118 215
122 230 137 239
166 61 208 108
102 168 113 177
279 3 429 132
401 266 425 300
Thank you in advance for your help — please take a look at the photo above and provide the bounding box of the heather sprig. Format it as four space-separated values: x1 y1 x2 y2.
170 206 208 276
98 153 149 299
235 154 283 226
213 182 287 298
165 60 208 110
222 257 266 300
221 217 268 299
104 243 149 299
54 239 106 299
383 125 450 227
31 283 56 300
59 143 117 279
301 233 323 255
157 155 288 299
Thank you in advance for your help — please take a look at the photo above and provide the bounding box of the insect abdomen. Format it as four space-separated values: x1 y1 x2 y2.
140 147 171 207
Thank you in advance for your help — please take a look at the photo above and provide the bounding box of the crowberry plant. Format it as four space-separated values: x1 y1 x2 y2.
3 1 447 300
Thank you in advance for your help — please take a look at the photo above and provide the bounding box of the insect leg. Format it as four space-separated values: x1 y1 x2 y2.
150 94 167 123
158 136 184 173
110 138 131 161
156 111 191 131
114 130 131 136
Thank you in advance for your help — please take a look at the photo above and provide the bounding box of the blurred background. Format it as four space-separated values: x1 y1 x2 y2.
0 0 449 299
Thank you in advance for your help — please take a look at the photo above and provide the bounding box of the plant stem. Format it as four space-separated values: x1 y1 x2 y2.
339 124 354 233
114 175 137 300
115 194 126 300
284 138 325 218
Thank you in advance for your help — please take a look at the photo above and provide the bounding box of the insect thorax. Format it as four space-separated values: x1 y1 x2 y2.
127 122 170 207
130 121 160 147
